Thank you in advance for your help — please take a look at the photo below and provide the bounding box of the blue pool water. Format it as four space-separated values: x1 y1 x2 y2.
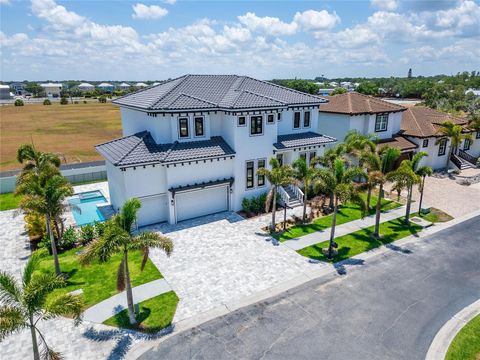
68 190 107 226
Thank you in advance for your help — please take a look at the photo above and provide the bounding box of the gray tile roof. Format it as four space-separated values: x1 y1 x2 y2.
274 132 337 150
113 75 326 111
96 132 235 167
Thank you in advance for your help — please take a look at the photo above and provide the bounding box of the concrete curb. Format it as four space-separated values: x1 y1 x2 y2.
126 209 480 360
425 299 480 360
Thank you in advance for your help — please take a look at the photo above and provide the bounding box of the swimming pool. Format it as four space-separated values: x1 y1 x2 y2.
68 190 107 226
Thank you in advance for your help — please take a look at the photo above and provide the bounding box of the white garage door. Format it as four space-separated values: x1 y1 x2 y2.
137 194 168 227
176 186 228 222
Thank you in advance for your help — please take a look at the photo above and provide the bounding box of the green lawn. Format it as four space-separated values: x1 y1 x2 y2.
420 207 454 223
36 247 162 309
0 192 21 211
445 314 480 360
103 291 179 333
275 194 401 242
297 216 422 262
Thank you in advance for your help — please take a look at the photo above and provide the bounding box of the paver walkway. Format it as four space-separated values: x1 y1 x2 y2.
83 279 172 323
283 206 407 251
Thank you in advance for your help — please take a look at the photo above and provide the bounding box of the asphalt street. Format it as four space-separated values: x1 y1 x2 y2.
139 216 480 360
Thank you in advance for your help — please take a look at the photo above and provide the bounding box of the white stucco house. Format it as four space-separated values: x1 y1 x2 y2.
97 82 115 93
40 82 62 96
78 82 95 92
119 82 131 91
96 75 336 226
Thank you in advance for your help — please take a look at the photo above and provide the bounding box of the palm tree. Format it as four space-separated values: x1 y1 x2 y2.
16 143 61 184
0 252 83 360
292 158 317 223
360 146 401 238
16 169 74 276
80 199 173 326
436 121 473 168
257 158 294 232
315 159 367 259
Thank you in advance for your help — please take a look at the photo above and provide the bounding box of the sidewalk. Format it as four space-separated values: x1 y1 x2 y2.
282 206 407 251
83 278 172 323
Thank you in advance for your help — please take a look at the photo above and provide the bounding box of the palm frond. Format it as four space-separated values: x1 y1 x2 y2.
0 272 22 307
79 221 127 264
0 305 27 341
23 273 66 311
116 198 141 233
40 344 62 360
131 232 174 258
43 294 83 326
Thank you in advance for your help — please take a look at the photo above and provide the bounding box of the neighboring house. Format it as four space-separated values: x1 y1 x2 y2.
119 82 131 91
78 82 95 92
97 82 115 93
40 83 62 96
10 82 25 95
96 74 336 226
134 82 148 88
466 88 480 97
401 107 479 170
0 84 12 99
318 88 335 96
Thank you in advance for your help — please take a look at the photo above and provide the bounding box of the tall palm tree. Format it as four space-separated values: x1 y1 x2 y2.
16 143 61 184
0 252 83 360
360 146 401 238
16 170 74 276
292 158 317 223
257 158 294 232
80 199 173 326
436 121 472 168
315 159 367 260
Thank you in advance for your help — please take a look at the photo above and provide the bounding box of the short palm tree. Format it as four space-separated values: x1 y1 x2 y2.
257 158 294 232
315 159 367 259
360 146 401 238
292 158 317 223
16 169 74 276
80 199 173 325
436 121 472 168
388 161 420 225
402 152 433 215
0 252 83 360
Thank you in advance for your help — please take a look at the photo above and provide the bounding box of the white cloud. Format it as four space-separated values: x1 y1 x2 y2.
0 31 29 46
434 0 480 35
293 10 340 31
238 12 297 36
370 0 399 11
132 3 168 20
163 0 176 4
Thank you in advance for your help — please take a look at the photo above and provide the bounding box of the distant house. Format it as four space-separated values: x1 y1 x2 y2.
466 88 480 97
118 82 131 91
318 88 335 96
78 82 95 92
97 83 115 93
0 84 12 100
152 82 161 86
40 83 62 96
134 82 148 88
10 82 25 96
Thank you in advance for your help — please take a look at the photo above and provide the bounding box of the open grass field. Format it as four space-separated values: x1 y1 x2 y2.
0 102 121 171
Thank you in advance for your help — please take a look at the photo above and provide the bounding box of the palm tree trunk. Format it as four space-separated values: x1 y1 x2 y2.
124 250 137 325
418 175 426 213
271 187 277 232
29 317 40 360
366 185 372 211
327 197 338 260
405 185 412 225
46 213 61 276
373 183 383 238
329 192 334 208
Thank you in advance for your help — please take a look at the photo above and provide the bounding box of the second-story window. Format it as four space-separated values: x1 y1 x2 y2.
178 117 189 138
423 139 429 148
304 111 311 127
375 114 388 132
293 112 301 128
194 117 204 137
250 116 263 135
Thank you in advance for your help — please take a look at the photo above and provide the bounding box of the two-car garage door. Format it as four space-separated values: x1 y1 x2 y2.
175 185 229 222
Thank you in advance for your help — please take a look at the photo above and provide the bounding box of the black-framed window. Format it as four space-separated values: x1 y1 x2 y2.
194 117 204 137
238 116 246 126
304 111 311 127
438 138 447 156
423 139 429 148
277 113 282 121
293 112 301 128
464 139 471 151
267 114 274 123
476 132 480 139
246 161 254 189
257 159 266 186
178 117 189 138
276 153 283 165
375 114 388 132
250 116 263 135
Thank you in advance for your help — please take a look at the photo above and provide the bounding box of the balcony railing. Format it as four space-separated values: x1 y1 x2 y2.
458 149 479 165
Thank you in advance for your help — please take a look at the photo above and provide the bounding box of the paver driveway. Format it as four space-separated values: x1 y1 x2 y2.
143 210 316 323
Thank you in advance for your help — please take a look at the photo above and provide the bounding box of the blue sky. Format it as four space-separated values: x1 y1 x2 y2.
1 0 479 81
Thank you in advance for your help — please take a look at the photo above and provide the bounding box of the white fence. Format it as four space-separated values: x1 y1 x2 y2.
0 161 107 194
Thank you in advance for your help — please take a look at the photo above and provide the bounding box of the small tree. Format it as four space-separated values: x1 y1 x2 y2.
331 87 347 95
98 95 107 103
60 97 68 105
14 99 24 106
292 158 317 223
436 121 472 168
0 252 83 360
43 99 51 105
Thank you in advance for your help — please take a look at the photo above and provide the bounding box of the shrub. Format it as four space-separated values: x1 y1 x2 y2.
14 99 24 106
98 95 107 103
80 224 95 245
43 99 52 105
94 221 106 237
83 100 87 104
38 236 53 255
60 97 68 105
24 212 46 239
74 101 79 104
241 192 268 215
58 227 77 250
241 198 251 213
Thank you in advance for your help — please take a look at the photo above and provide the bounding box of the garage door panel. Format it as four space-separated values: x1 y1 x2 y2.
176 186 228 222
137 195 168 227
